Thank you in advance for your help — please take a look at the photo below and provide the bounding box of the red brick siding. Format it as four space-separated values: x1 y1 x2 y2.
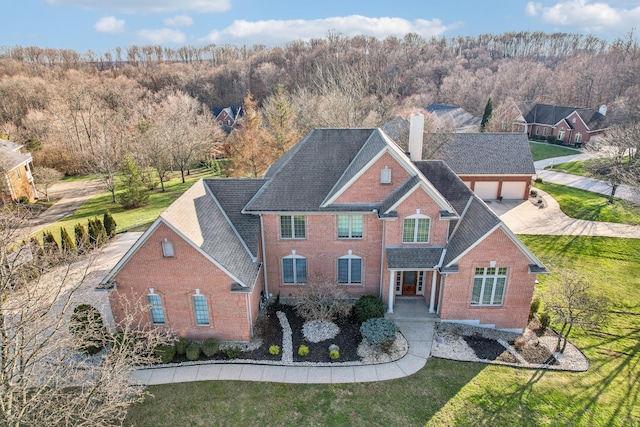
5 165 36 202
438 227 535 330
262 213 384 298
333 152 411 204
109 223 258 341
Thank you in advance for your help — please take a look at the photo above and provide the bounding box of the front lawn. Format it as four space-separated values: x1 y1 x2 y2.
126 236 640 427
535 181 640 225
545 159 599 177
529 141 581 161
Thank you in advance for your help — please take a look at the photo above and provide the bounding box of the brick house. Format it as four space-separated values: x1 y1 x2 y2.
511 101 607 145
104 127 547 341
0 139 37 203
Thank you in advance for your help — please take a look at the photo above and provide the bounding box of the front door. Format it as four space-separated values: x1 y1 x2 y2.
402 271 417 295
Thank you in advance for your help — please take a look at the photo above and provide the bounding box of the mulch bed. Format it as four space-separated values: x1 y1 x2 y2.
463 335 514 362
516 343 557 365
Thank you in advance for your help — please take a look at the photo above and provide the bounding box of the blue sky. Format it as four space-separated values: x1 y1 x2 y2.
5 0 640 53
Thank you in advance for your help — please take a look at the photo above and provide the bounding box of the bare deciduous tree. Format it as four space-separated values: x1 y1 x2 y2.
32 166 63 201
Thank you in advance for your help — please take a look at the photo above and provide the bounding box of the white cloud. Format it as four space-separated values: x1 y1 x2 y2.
528 0 640 33
525 2 542 16
165 15 193 27
201 15 461 45
46 0 229 13
94 16 125 33
137 28 186 44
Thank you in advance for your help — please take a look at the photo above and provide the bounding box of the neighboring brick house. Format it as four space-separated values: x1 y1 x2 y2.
0 139 37 203
212 106 242 133
104 128 547 341
437 133 536 200
511 101 607 145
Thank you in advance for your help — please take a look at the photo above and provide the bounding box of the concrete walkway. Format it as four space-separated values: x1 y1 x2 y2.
132 302 436 385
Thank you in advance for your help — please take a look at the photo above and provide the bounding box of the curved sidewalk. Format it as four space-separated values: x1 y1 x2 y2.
131 319 435 385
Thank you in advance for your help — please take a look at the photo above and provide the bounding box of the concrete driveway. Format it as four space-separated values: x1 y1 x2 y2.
491 190 640 238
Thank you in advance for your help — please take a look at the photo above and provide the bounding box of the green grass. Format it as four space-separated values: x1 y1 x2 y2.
60 174 100 182
529 141 581 161
545 159 601 177
36 168 215 241
535 181 640 225
125 235 640 427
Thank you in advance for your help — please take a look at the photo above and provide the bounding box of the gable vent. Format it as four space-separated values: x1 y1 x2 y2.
381 167 391 184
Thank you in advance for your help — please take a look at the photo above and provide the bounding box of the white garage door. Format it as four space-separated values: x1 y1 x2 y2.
474 181 499 200
500 182 527 199
463 181 472 188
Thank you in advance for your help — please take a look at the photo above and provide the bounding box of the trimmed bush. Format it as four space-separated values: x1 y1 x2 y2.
175 337 189 355
43 231 60 256
111 331 137 353
329 349 340 360
529 296 541 320
186 342 201 361
534 177 543 184
202 338 219 357
155 343 176 364
269 345 280 355
223 345 242 360
88 217 107 247
69 304 108 355
354 294 384 322
103 210 117 238
60 227 76 255
360 318 397 346
538 311 551 328
298 345 309 357
74 223 89 254
530 189 538 197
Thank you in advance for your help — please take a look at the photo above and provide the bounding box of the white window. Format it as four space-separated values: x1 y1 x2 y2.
380 167 391 184
147 293 165 325
535 126 540 135
543 127 548 136
471 267 507 306
558 128 565 141
337 215 363 239
192 293 210 326
338 252 362 284
280 215 306 239
282 253 307 284
395 272 402 294
575 133 582 143
402 214 430 243
162 239 174 257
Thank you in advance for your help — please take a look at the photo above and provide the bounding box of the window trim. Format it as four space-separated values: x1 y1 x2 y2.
337 253 362 285
402 214 431 244
557 128 565 141
280 215 306 239
147 292 165 325
337 215 364 239
282 254 307 285
470 267 507 307
192 293 210 326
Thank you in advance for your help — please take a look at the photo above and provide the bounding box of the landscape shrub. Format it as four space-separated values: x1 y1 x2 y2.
354 294 384 322
60 227 76 255
298 345 309 357
74 223 89 254
69 304 108 355
201 338 219 357
175 337 189 355
538 311 551 328
88 217 107 247
534 177 543 183
360 318 397 346
186 342 201 361
103 210 117 238
329 349 340 360
269 345 280 355
111 331 137 353
223 345 242 360
529 296 541 320
294 279 351 322
514 335 527 349
43 231 60 256
155 343 176 364
530 189 538 197
545 135 555 144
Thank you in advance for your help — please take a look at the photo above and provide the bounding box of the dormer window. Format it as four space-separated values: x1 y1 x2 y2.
161 239 174 257
380 167 391 184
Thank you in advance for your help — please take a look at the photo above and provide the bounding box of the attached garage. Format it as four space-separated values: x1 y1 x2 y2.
500 181 527 199
474 181 499 200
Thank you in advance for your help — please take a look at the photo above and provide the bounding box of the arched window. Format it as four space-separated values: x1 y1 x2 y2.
338 251 362 285
402 212 430 243
282 251 307 284
192 290 210 326
147 290 165 325
557 128 565 141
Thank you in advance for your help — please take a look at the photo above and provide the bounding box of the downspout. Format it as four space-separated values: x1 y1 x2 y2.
260 214 269 297
379 215 385 299
247 293 253 338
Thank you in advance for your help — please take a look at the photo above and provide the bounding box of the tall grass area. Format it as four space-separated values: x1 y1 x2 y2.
125 236 640 426
37 168 215 241
535 181 640 225
529 141 581 161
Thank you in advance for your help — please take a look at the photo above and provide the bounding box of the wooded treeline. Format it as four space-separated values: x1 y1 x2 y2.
1 30 639 177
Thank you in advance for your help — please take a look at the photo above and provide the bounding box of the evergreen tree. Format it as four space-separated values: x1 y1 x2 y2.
103 210 117 238
30 236 45 259
88 217 107 247
480 97 493 132
60 227 76 255
119 154 149 209
43 231 60 256
74 223 89 254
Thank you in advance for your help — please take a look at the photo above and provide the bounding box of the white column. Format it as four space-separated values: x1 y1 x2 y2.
429 271 437 313
387 271 394 313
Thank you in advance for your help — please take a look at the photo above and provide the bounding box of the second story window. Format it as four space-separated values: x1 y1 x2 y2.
280 215 306 239
337 215 363 239
282 253 307 284
402 214 430 243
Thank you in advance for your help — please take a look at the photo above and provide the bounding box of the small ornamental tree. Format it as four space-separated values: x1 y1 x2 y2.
74 223 89 254
480 97 493 132
103 210 117 238
60 227 76 255
119 154 149 209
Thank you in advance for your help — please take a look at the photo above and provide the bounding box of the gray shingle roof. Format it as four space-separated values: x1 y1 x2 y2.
0 140 31 171
161 179 261 288
245 128 386 212
436 133 536 175
516 102 607 131
426 104 481 130
386 247 445 269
